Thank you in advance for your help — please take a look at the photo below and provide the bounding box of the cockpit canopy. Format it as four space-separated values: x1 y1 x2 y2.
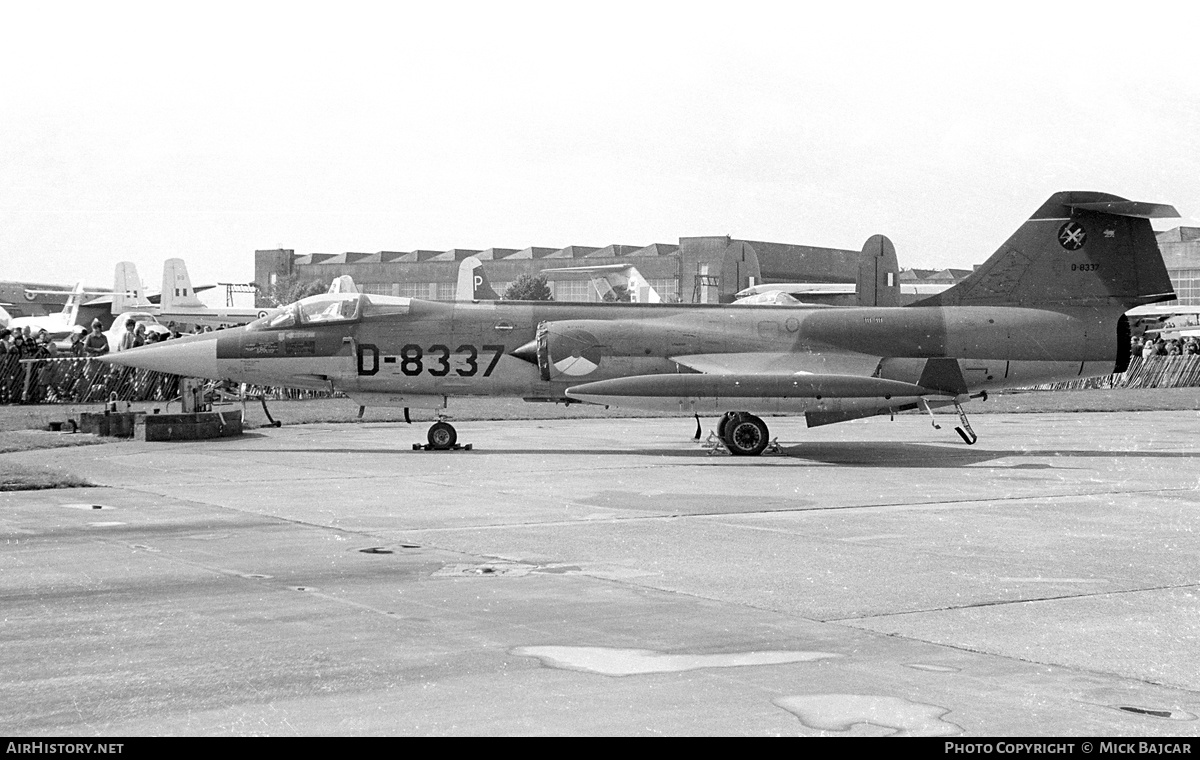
245 293 411 332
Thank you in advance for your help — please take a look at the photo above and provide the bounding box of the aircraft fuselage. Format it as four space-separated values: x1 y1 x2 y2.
200 297 1123 415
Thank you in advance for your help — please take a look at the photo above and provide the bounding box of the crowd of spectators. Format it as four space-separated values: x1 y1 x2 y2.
1132 333 1200 358
0 318 204 404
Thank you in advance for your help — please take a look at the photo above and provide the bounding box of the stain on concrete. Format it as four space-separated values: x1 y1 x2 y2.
773 694 962 736
512 645 842 677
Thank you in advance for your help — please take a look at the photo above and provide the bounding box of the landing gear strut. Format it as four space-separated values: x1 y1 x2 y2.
920 397 978 445
952 401 977 445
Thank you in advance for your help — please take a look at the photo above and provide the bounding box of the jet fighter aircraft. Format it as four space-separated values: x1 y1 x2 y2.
101 192 1179 454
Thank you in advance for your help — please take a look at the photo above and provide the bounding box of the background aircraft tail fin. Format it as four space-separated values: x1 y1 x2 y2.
328 275 358 294
912 192 1178 309
457 256 500 301
856 235 900 307
61 281 85 326
623 265 662 304
540 264 662 303
162 259 207 309
112 263 151 314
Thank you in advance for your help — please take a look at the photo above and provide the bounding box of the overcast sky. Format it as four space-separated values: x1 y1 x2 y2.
3 1 1198 292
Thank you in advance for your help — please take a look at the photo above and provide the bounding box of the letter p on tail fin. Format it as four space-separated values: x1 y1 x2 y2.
457 256 500 301
912 191 1179 310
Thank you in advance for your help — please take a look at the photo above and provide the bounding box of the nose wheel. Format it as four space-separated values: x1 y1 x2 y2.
413 418 472 451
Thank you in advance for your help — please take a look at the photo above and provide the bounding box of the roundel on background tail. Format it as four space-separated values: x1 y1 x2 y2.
550 327 602 377
1058 221 1087 250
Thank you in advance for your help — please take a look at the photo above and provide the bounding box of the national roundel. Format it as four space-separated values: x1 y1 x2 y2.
550 327 602 377
1058 221 1087 251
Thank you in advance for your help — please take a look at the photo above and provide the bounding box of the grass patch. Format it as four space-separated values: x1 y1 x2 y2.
0 430 105 455
0 463 94 491
972 388 1200 414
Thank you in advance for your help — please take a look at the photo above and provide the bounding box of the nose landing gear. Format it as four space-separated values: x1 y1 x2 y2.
413 413 472 451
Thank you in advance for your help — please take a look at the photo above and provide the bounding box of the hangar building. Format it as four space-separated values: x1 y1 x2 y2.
253 227 1200 307
1157 227 1200 305
253 236 866 305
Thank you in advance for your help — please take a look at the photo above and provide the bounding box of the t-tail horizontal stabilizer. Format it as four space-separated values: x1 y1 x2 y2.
912 192 1178 310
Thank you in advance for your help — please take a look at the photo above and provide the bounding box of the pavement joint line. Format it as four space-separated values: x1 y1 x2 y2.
228 558 1200 704
57 496 1200 631
389 484 1200 536
76 493 585 577
832 630 1200 699
88 536 688 631
821 581 1200 623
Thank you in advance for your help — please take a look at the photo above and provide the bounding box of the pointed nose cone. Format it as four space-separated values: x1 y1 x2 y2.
99 332 221 378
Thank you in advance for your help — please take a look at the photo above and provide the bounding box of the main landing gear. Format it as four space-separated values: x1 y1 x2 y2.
920 396 981 445
705 411 779 456
412 412 472 451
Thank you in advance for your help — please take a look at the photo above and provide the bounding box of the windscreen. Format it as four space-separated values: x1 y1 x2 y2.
298 293 362 324
245 293 364 332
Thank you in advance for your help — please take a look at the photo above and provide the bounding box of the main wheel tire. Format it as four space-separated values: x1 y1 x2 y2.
427 421 457 450
716 411 736 440
722 413 769 456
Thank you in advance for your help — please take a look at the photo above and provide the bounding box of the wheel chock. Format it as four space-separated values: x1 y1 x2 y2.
412 443 473 451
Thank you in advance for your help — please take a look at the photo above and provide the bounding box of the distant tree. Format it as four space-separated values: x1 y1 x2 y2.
264 274 331 307
503 274 554 301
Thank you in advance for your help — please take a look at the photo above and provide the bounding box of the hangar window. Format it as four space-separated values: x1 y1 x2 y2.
1171 269 1200 306
553 280 591 302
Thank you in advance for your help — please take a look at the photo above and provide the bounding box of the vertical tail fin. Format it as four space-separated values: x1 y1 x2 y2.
457 256 500 301
539 264 663 303
162 259 206 309
856 234 900 307
912 192 1178 309
112 262 151 314
61 282 85 325
328 275 358 294
622 265 662 304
